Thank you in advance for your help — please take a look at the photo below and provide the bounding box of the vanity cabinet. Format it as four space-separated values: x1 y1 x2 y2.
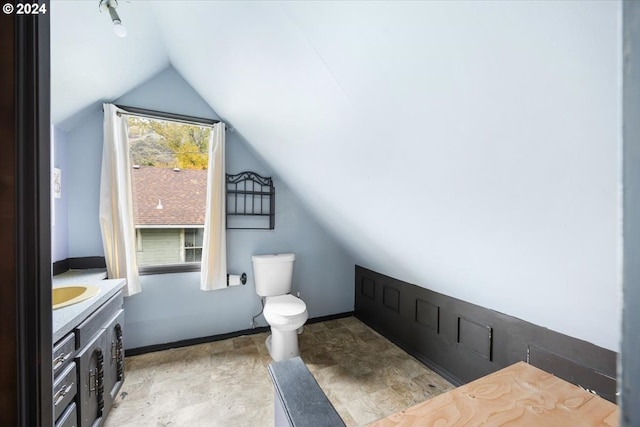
53 334 77 424
53 288 125 427
75 291 124 427
76 308 125 427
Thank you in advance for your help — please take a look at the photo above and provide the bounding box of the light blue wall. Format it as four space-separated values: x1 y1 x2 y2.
64 66 355 349
67 112 104 256
52 126 69 262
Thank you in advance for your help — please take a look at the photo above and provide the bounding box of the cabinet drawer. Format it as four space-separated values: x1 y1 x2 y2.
54 361 77 421
53 332 76 378
55 402 77 427
75 291 123 349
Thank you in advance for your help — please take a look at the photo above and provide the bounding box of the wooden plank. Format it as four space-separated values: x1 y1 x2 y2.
369 362 618 427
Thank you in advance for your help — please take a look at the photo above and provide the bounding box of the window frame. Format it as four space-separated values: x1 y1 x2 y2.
120 104 219 276
139 262 202 276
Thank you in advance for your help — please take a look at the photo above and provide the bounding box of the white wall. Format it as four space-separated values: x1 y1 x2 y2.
154 1 622 351
63 66 355 348
53 1 622 352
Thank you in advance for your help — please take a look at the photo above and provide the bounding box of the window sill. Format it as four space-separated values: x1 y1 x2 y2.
138 263 201 276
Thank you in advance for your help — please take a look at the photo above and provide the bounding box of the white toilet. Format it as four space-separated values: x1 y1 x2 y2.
252 253 308 362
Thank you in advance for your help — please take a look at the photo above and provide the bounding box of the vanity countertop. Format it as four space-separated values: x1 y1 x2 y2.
53 269 126 343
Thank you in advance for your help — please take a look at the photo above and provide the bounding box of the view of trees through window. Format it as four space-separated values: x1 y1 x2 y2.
127 116 210 268
128 117 210 170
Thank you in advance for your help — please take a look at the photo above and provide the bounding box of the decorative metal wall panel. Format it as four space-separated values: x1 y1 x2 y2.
226 171 275 229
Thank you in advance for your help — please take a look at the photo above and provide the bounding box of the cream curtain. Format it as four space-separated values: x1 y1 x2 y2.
99 103 141 296
200 122 227 291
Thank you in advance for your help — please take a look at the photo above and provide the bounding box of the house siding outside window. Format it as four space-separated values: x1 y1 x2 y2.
136 228 182 266
136 227 205 266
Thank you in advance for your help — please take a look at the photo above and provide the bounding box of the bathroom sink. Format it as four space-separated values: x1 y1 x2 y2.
53 285 100 310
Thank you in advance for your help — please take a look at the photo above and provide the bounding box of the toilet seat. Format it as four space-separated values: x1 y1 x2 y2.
265 294 306 316
264 295 308 327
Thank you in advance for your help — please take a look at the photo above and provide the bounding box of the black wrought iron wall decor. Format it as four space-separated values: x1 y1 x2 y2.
226 171 275 229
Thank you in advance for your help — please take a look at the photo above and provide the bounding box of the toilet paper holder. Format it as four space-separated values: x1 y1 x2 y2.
227 273 247 286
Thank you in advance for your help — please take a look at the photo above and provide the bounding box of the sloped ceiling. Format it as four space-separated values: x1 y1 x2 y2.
51 0 168 128
51 1 622 351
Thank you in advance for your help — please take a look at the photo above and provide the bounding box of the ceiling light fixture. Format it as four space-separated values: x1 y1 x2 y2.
99 0 127 38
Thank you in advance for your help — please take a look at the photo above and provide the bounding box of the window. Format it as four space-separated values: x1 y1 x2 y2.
127 116 211 273
183 228 204 262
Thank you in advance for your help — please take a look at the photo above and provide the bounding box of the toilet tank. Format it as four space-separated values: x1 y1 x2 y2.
252 253 295 297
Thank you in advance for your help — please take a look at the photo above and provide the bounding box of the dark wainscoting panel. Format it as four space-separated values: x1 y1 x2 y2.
457 316 493 362
382 285 400 312
361 277 375 300
527 345 617 402
415 299 439 333
354 266 618 403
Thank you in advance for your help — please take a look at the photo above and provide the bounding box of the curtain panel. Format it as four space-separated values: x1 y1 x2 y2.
200 122 227 291
99 103 141 296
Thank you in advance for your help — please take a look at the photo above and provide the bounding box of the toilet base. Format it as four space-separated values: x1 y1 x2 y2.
265 327 302 362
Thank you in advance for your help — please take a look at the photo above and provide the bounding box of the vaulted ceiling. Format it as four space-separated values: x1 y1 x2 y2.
51 1 622 351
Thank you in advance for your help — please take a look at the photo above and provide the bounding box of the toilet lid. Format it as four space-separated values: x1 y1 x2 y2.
265 294 306 317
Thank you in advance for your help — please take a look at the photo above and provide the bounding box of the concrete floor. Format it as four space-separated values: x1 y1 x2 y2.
104 316 454 426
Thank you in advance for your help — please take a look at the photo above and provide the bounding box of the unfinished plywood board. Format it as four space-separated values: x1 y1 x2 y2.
369 362 618 427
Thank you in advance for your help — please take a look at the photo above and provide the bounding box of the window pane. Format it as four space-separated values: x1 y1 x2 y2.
184 228 204 248
128 116 210 268
185 229 194 248
185 248 202 263
194 228 204 247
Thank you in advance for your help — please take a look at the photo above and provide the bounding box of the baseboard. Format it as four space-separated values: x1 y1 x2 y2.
52 259 69 276
69 256 106 269
125 326 270 357
354 266 617 403
306 311 354 325
53 256 107 276
125 311 354 357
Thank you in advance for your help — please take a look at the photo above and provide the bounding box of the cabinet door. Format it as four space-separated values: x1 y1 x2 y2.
75 329 107 427
103 309 125 413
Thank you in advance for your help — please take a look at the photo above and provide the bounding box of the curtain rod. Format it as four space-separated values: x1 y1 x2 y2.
114 104 220 128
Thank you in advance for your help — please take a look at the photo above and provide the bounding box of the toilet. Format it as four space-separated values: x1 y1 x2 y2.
252 253 308 362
